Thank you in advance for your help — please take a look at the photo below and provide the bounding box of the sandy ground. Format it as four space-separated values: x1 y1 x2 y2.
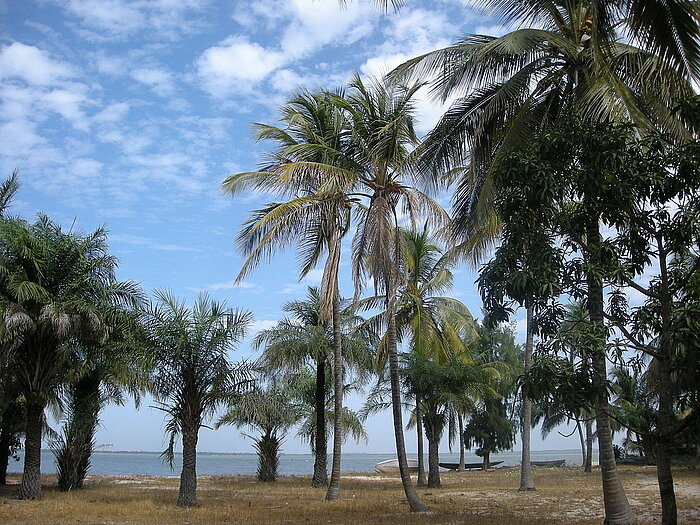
1 465 699 524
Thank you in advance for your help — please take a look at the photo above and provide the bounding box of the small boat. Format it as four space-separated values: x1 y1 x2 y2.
374 458 419 474
531 459 566 467
439 461 503 470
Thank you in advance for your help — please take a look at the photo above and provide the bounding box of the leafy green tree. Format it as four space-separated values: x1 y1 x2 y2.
219 384 301 482
463 322 520 470
0 216 139 500
479 114 700 525
141 291 252 507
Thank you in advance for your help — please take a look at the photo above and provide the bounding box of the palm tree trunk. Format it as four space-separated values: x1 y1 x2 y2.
586 217 637 525
482 451 490 470
458 413 465 471
585 417 594 473
325 287 343 501
256 432 280 482
178 425 199 507
415 401 427 486
386 299 428 512
0 423 11 485
519 304 535 491
312 359 328 487
424 412 441 488
19 401 43 500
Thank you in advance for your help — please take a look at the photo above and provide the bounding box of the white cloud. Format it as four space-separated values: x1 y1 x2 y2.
130 67 175 96
93 102 130 123
207 280 258 291
0 42 76 86
42 87 90 131
110 233 200 252
250 319 278 333
196 37 284 97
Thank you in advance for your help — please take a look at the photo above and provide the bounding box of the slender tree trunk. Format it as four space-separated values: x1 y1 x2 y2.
482 451 490 470
325 287 343 501
0 423 11 485
586 217 637 525
19 401 43 500
312 359 328 487
458 413 465 471
519 305 536 491
585 417 594 473
576 420 587 468
386 299 428 511
655 242 677 525
178 425 199 507
415 401 427 486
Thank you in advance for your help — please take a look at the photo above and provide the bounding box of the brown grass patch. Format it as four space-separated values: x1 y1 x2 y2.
1 466 699 524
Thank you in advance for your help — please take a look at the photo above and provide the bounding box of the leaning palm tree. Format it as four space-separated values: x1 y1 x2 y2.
394 3 698 522
222 90 356 501
0 216 140 500
218 384 301 482
141 290 252 507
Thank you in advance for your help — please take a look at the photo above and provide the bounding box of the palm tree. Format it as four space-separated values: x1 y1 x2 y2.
218 384 301 482
358 227 478 484
51 308 146 491
222 90 356 501
0 216 139 500
339 74 453 511
254 287 374 487
394 4 698 522
141 290 252 507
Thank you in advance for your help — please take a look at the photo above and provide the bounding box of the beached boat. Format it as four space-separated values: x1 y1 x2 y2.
374 458 419 474
531 459 566 467
438 461 503 470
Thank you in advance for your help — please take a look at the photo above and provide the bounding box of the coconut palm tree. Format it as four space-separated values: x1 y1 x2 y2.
254 287 374 487
218 384 301 482
339 74 453 511
141 290 252 507
222 90 356 501
394 4 698 522
0 216 140 500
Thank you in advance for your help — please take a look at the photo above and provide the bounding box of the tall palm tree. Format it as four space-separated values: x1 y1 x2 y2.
340 74 452 511
394 4 698 522
254 287 373 487
0 216 139 500
141 290 252 507
222 90 356 501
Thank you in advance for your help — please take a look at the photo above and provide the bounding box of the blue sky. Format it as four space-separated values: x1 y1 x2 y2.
1 0 584 456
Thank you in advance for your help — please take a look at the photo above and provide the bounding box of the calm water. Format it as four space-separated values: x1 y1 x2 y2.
9 449 597 476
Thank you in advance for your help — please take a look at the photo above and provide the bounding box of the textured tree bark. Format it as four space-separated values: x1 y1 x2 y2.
482 451 490 470
585 418 594 473
312 359 328 487
256 432 280 482
576 421 587 468
19 401 44 500
386 302 428 511
178 426 199 507
415 401 427 486
655 241 677 525
519 305 536 491
586 218 637 525
424 413 441 488
325 287 343 501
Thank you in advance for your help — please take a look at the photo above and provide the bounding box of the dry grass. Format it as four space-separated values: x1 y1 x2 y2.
1 466 699 524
